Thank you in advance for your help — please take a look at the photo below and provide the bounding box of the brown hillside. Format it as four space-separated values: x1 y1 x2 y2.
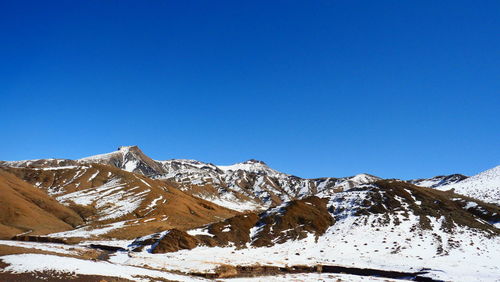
0 169 84 239
251 196 334 247
2 164 238 240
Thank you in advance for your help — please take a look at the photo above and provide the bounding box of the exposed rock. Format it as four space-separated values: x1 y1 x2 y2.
152 229 198 253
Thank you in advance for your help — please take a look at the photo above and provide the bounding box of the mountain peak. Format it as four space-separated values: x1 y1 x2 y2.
118 145 140 153
242 159 267 165
79 145 164 176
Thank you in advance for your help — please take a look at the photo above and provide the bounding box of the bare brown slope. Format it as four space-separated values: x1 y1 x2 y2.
2 164 238 240
0 170 84 239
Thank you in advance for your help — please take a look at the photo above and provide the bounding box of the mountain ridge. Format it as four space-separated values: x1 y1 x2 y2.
3 145 497 208
2 146 384 211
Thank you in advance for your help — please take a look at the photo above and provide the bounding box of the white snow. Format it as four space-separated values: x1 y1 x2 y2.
0 240 88 256
80 239 134 248
218 161 280 176
78 151 120 162
56 179 145 221
124 160 139 172
36 166 79 171
187 227 214 237
221 273 400 281
437 165 500 204
88 171 100 182
0 254 205 282
465 201 479 209
48 221 128 238
195 194 264 212
137 177 152 187
145 195 163 210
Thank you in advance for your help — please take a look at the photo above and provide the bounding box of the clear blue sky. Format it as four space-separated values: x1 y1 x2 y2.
1 0 498 179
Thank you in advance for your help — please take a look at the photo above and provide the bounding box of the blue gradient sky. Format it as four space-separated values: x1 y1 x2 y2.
1 1 499 179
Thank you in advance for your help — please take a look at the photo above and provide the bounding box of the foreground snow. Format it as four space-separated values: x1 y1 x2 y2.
106 211 500 282
0 240 88 256
110 235 499 281
222 273 400 281
0 253 205 282
2 208 499 282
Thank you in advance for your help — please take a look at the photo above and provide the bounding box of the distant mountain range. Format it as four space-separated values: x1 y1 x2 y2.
0 146 498 281
5 145 495 208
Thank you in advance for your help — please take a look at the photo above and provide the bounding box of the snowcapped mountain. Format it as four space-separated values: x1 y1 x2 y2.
436 165 500 205
1 147 499 281
1 146 379 211
0 158 77 168
408 173 467 188
2 146 498 210
156 158 380 211
78 146 166 176
218 159 282 175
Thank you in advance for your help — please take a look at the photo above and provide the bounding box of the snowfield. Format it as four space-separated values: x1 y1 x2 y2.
221 273 401 281
0 240 89 256
437 165 500 204
104 185 500 282
0 254 206 282
107 223 499 282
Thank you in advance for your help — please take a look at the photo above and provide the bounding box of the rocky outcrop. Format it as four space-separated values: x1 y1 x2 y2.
152 229 198 253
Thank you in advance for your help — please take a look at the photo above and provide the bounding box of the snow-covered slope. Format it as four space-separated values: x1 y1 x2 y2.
154 158 381 211
78 146 166 176
0 158 77 168
436 166 500 204
409 174 467 188
123 180 500 281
